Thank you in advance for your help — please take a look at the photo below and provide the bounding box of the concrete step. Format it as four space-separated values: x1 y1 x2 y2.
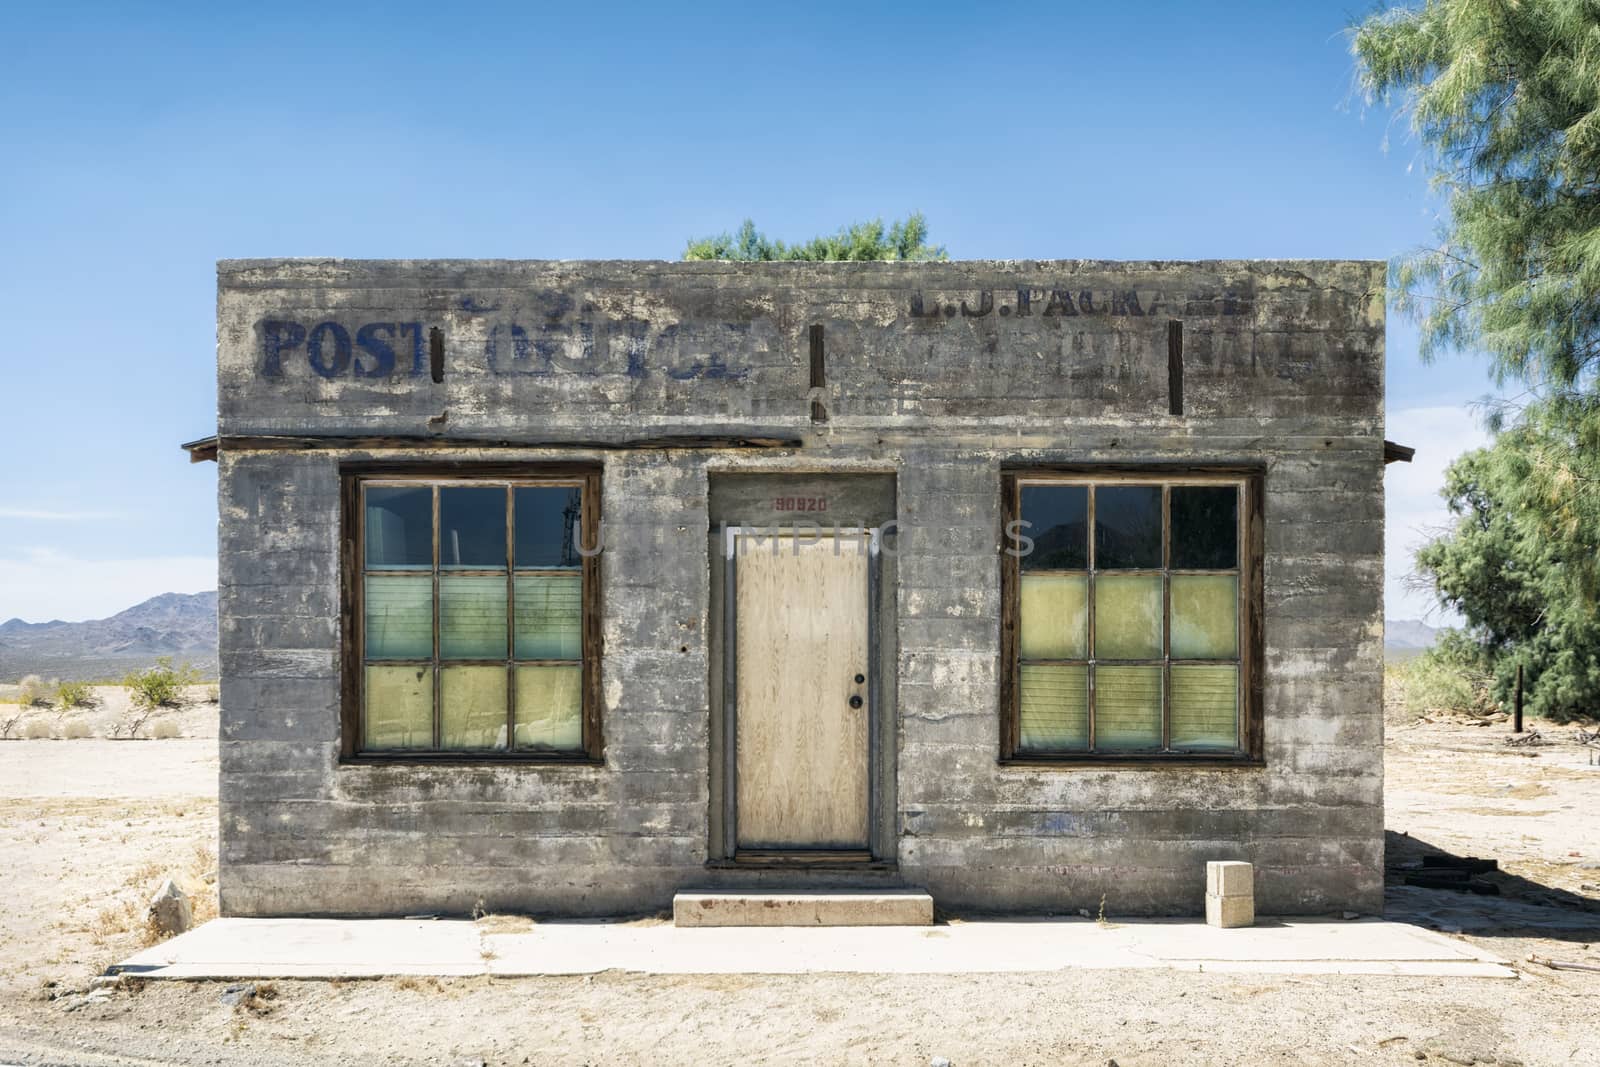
673 889 934 928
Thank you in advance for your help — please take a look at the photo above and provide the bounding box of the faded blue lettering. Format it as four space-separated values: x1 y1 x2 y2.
260 320 306 377
354 322 397 378
307 322 352 378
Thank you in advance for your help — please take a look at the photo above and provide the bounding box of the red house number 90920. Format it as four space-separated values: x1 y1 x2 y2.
773 496 827 512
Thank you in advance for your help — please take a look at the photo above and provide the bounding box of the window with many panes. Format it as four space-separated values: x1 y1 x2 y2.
1000 471 1260 762
342 468 601 761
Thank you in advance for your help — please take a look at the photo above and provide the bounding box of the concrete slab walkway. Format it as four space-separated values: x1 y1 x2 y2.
114 916 1516 980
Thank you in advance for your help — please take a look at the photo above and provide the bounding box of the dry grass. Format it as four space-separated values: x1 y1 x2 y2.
392 975 445 992
474 913 537 935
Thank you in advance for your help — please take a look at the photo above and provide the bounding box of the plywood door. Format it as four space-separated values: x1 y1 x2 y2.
735 535 870 849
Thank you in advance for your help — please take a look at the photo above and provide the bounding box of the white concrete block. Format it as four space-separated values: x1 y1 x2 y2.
1206 861 1254 898
1206 892 1255 929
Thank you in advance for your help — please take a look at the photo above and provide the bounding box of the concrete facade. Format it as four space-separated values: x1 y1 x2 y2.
213 259 1387 918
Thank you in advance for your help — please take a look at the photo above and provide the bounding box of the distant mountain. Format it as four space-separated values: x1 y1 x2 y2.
1385 618 1440 656
0 591 218 681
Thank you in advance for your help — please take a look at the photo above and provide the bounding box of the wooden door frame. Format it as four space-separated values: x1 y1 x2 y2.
711 524 891 866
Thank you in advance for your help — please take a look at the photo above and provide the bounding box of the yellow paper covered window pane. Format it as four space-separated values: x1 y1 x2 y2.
1094 574 1162 659
1170 575 1238 659
365 574 433 659
1094 665 1162 750
1019 575 1088 660
1018 664 1088 751
440 575 508 659
514 665 583 750
440 665 509 749
1170 664 1239 750
514 574 582 660
364 665 433 749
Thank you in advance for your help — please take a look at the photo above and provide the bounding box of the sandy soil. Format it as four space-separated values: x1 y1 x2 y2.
2 702 1598 1065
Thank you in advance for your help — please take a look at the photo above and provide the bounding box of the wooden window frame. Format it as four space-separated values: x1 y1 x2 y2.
339 462 604 765
999 464 1264 767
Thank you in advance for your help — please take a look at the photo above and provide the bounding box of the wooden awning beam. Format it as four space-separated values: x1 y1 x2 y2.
1383 439 1415 465
181 432 802 463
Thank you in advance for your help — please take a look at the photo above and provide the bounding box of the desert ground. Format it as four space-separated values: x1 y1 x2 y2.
2 686 1598 1066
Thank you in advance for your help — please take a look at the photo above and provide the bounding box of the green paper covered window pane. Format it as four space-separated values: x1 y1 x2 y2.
514 664 583 750
364 574 433 659
440 575 508 659
1020 484 1088 570
1094 666 1162 750
365 486 432 569
1170 664 1239 750
514 574 582 660
1171 486 1238 570
515 487 584 568
1170 575 1238 659
440 666 509 750
1018 664 1088 751
1094 485 1162 569
364 665 433 749
1019 574 1088 660
440 486 507 569
1094 574 1163 659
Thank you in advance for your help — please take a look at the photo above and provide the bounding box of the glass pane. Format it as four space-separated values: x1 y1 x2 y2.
1094 574 1163 659
1170 664 1239 750
1094 666 1162 751
1019 485 1087 570
1094 485 1162 569
364 665 433 749
440 486 507 569
515 486 584 568
514 664 583 750
440 666 509 750
365 486 432 569
440 575 508 659
1171 575 1238 659
364 574 433 659
1019 574 1088 660
1171 486 1238 569
1019 664 1088 751
515 574 582 659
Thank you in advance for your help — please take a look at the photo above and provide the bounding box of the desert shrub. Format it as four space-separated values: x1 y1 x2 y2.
110 707 157 740
22 718 52 739
123 658 201 711
204 685 220 705
54 681 97 708
1393 639 1499 718
0 708 24 739
150 718 180 739
62 718 92 739
17 675 51 707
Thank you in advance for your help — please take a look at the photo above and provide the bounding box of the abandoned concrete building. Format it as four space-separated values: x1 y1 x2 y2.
190 258 1406 919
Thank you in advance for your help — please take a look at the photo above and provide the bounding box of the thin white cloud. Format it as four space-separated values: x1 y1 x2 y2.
0 549 215 623
1384 405 1493 624
0 508 122 521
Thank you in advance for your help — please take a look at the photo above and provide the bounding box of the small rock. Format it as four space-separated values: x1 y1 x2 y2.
1077 908 1091 918
1341 911 1360 920
219 982 256 1007
147 878 192 937
931 1058 952 1067
89 975 123 990
452 1059 486 1067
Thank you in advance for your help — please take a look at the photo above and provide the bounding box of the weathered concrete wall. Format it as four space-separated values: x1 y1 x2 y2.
215 259 1386 917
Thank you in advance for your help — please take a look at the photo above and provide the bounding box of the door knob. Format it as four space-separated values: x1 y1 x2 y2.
849 695 863 709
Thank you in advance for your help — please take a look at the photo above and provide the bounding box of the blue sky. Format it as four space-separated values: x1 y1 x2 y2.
0 0 1492 623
